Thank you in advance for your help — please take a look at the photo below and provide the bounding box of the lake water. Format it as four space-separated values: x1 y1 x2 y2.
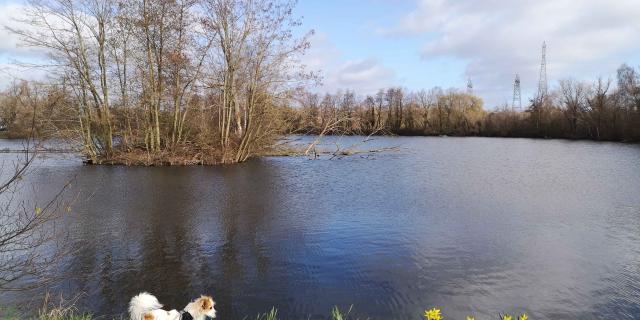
1 136 640 319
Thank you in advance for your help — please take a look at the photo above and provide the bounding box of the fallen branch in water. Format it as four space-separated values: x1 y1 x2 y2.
303 117 357 159
328 146 401 160
266 144 401 160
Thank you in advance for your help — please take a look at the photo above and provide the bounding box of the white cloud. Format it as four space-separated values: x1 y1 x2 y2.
332 58 396 93
0 2 53 88
0 2 49 58
383 0 640 107
303 32 397 95
300 32 341 72
0 63 51 87
0 3 28 56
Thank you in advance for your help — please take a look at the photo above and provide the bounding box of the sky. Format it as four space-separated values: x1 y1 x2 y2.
1 0 640 108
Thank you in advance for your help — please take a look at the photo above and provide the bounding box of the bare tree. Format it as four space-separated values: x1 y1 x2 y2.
559 78 589 135
617 63 640 111
9 0 120 161
0 88 69 292
364 95 376 132
586 78 610 140
201 0 315 163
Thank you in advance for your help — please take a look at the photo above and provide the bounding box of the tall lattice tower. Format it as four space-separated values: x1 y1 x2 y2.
512 74 521 111
536 41 548 102
466 78 473 95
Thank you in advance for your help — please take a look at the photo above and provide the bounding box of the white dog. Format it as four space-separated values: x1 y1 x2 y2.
129 292 216 320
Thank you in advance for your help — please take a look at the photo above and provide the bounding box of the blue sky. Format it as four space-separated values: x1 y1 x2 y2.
2 0 640 108
294 0 466 93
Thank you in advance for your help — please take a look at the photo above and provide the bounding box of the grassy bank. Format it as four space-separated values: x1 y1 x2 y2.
1 305 529 320
1 295 528 320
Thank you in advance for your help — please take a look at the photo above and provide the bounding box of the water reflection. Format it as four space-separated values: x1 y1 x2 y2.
51 163 291 318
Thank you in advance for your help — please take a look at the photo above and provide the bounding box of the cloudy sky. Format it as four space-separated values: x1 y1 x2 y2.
1 0 640 107
295 0 640 107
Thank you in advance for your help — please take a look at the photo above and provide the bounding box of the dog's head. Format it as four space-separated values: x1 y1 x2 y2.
188 295 216 319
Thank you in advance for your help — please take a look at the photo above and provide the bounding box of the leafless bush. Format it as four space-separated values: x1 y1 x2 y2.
0 100 71 292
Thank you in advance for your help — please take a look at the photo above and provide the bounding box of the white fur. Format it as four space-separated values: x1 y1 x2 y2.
128 292 180 320
128 292 216 320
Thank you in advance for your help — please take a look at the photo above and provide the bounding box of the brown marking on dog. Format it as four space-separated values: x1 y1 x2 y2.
143 313 155 320
200 296 214 310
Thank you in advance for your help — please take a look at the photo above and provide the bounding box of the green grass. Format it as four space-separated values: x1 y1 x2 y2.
331 305 354 320
252 307 278 320
0 307 92 320
0 294 94 320
0 306 20 320
38 316 93 320
36 307 93 320
1 304 529 320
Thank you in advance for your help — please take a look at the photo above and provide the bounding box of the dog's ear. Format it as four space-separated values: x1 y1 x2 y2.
200 296 213 310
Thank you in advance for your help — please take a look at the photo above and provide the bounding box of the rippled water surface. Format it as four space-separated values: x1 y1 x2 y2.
1 136 640 319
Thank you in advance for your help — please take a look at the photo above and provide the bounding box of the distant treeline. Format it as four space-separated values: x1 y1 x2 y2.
282 64 640 142
2 63 639 164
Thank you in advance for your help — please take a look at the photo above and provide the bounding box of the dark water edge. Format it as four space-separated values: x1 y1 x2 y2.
1 136 640 319
284 131 640 144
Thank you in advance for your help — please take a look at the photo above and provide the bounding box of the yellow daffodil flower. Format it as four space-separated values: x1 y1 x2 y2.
424 308 442 320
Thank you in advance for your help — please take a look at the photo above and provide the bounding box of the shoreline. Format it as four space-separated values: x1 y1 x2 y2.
0 134 637 167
